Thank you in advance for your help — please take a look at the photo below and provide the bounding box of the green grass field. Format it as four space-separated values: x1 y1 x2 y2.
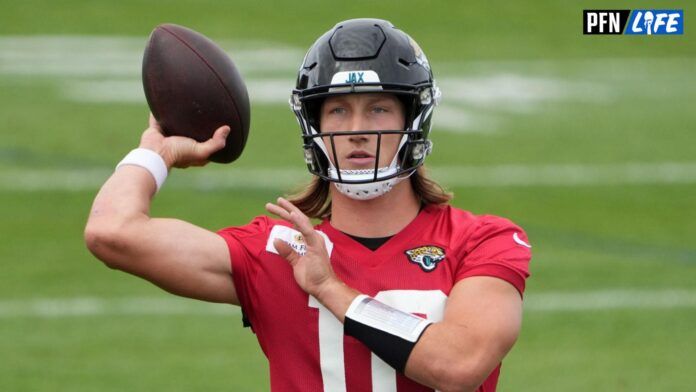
1 1 695 390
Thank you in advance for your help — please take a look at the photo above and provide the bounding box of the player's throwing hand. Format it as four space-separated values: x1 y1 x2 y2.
140 114 230 169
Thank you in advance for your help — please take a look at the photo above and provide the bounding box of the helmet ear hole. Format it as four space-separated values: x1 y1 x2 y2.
297 74 309 90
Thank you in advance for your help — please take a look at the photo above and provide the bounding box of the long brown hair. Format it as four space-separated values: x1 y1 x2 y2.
286 166 452 219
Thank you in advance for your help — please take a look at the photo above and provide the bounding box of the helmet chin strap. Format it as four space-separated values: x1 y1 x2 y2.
330 166 406 200
324 133 410 200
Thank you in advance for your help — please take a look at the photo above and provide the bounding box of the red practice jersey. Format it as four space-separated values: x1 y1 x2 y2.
217 204 532 392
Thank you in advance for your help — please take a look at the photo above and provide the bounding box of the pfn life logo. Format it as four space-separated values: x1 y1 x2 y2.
584 9 684 35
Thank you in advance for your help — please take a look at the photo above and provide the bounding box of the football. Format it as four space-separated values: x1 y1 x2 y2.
142 23 250 163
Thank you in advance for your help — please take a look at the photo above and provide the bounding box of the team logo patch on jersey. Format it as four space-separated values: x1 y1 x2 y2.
405 246 445 272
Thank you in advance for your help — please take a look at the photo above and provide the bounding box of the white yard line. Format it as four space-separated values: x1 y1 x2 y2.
1 162 696 191
1 290 694 318
0 36 302 76
433 162 696 186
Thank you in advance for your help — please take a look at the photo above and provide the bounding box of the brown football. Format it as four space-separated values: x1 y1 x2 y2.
142 24 250 163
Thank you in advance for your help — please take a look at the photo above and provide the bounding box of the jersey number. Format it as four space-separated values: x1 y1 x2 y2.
308 290 447 392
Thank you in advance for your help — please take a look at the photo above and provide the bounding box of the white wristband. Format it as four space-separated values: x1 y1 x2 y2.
116 148 169 191
345 294 433 343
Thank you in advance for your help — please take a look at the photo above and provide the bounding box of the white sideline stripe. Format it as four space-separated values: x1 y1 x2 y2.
2 162 696 191
1 290 695 318
0 297 239 318
525 290 696 311
433 162 696 186
61 79 296 105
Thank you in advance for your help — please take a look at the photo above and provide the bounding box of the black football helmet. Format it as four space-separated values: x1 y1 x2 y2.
290 18 440 192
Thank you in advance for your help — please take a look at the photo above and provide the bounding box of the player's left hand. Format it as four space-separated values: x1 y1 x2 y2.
265 197 340 297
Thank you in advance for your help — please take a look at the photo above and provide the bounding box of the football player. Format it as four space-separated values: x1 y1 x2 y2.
85 18 531 392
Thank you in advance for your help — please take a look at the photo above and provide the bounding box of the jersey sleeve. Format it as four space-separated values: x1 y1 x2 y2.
216 216 270 322
454 215 532 296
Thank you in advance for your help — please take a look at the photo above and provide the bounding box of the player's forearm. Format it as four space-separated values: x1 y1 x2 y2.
313 279 360 323
405 278 524 391
85 165 160 262
89 165 159 223
403 323 498 392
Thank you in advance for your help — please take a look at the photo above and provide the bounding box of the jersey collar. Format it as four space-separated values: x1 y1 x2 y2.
317 204 442 256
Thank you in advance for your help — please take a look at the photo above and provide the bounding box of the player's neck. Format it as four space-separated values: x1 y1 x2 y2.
329 180 421 238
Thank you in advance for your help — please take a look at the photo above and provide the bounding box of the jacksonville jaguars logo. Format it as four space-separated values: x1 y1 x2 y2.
405 246 446 272
407 36 430 71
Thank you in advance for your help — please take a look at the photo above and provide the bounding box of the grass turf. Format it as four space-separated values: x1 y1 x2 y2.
1 1 694 390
